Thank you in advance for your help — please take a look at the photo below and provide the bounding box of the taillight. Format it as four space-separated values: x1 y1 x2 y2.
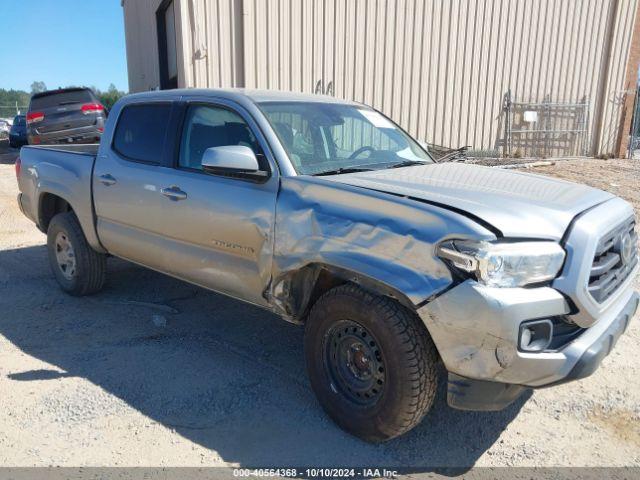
15 156 21 179
81 103 105 114
26 111 44 125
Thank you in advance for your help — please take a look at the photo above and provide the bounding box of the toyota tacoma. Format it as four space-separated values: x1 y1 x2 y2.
16 89 639 441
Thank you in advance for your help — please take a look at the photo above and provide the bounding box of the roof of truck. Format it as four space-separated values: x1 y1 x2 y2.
123 88 360 106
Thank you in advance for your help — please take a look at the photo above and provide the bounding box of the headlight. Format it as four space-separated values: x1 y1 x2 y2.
438 240 565 287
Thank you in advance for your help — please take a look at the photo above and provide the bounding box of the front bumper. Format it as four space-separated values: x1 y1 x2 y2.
442 290 638 410
417 264 639 391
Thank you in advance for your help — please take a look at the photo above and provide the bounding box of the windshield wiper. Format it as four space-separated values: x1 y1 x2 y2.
387 160 428 169
313 167 374 176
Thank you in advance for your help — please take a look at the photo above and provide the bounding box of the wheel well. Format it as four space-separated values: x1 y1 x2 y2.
39 193 73 232
282 264 415 323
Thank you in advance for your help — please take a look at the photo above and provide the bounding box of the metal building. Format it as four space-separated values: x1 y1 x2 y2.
122 0 640 157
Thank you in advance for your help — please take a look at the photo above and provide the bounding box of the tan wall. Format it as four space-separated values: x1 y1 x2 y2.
123 0 163 93
123 0 639 156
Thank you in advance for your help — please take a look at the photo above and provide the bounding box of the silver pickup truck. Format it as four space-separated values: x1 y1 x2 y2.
16 89 639 442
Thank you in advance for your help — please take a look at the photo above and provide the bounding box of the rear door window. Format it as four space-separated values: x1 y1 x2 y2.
113 103 172 164
30 90 94 110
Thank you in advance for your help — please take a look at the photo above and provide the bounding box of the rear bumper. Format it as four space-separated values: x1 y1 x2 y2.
29 125 102 145
9 133 27 145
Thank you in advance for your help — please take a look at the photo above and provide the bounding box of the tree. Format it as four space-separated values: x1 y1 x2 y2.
30 81 47 94
95 83 126 110
0 89 31 117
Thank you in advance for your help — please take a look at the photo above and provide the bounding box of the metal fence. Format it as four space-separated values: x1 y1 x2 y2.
0 104 28 119
503 91 590 158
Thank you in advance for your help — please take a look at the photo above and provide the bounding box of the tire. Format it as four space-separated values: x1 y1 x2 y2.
304 284 438 442
47 212 106 296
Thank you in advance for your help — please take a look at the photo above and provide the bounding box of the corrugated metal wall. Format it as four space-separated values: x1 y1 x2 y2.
178 0 245 90
123 0 163 93
123 0 639 156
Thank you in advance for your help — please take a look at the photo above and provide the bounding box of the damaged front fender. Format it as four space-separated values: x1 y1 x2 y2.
269 176 496 321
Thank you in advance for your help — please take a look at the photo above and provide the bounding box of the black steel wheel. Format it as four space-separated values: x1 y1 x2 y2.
324 320 386 406
305 284 439 442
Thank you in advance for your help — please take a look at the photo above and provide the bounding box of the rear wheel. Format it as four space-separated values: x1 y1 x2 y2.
47 212 106 296
304 284 438 442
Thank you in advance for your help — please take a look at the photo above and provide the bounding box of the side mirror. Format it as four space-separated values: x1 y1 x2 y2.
201 145 267 180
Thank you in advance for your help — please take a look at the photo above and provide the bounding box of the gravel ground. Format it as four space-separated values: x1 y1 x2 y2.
0 145 639 468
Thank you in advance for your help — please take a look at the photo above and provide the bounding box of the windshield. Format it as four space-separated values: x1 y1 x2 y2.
14 116 25 126
259 102 432 175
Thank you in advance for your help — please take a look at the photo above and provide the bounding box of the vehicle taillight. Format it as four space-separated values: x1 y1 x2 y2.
26 112 44 125
15 156 21 179
81 103 105 114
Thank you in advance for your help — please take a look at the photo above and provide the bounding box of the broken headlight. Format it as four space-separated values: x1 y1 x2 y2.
437 240 566 287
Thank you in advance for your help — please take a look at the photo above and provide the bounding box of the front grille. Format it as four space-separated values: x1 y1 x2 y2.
588 216 638 303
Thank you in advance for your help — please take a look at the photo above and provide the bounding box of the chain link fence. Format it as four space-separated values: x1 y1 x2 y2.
0 104 28 118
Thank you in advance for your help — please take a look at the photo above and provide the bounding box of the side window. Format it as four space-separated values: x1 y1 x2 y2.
179 105 264 170
113 104 172 163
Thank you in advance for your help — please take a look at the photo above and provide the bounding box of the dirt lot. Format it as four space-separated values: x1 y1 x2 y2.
0 146 639 468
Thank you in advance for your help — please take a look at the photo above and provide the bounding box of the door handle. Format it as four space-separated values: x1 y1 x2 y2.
161 186 188 201
98 174 117 186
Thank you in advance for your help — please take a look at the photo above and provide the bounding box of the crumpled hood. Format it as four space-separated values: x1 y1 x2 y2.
323 163 614 239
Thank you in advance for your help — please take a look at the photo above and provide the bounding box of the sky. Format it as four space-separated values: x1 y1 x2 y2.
0 1 128 93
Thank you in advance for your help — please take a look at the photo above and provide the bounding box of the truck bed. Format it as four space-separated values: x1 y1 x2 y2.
17 144 100 249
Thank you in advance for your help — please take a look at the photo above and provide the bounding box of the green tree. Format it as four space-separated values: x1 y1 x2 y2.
0 89 31 117
95 83 126 110
30 81 47 94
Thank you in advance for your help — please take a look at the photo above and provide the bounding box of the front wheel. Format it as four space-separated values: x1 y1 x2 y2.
47 212 106 296
304 284 438 442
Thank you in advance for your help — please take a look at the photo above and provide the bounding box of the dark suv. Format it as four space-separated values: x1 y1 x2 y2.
9 115 27 148
26 88 106 145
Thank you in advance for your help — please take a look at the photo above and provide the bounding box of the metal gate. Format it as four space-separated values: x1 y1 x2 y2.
503 90 590 158
629 87 640 160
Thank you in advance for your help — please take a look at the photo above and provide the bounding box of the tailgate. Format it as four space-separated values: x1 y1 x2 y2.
36 104 96 133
